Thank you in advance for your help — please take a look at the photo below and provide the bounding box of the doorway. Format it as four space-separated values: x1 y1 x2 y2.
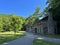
35 28 37 33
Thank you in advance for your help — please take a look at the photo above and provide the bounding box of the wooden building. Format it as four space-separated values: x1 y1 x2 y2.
27 12 57 35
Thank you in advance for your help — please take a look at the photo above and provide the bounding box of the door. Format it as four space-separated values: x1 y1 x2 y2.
35 28 37 33
43 27 48 34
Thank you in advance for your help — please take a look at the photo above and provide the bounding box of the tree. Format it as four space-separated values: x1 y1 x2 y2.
25 6 40 31
0 18 3 31
10 15 25 33
33 6 40 15
46 0 60 16
0 14 25 32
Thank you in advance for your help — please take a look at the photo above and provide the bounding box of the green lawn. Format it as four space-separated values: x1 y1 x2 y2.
33 39 60 45
35 34 60 39
0 31 25 44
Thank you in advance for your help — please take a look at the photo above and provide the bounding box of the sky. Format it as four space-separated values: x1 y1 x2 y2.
0 0 47 18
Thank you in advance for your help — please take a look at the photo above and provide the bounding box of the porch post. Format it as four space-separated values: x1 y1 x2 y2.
48 12 55 34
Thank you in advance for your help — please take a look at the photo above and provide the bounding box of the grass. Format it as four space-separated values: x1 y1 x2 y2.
33 39 60 45
35 34 60 39
0 31 25 44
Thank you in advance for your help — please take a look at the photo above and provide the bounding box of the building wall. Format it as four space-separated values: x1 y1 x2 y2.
29 19 48 34
26 12 56 35
41 19 48 34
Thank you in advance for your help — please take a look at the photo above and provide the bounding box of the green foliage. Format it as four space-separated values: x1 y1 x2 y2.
25 7 40 26
0 14 25 32
33 6 40 15
47 0 60 16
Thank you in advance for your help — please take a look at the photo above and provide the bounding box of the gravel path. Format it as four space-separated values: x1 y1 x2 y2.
1 32 60 45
